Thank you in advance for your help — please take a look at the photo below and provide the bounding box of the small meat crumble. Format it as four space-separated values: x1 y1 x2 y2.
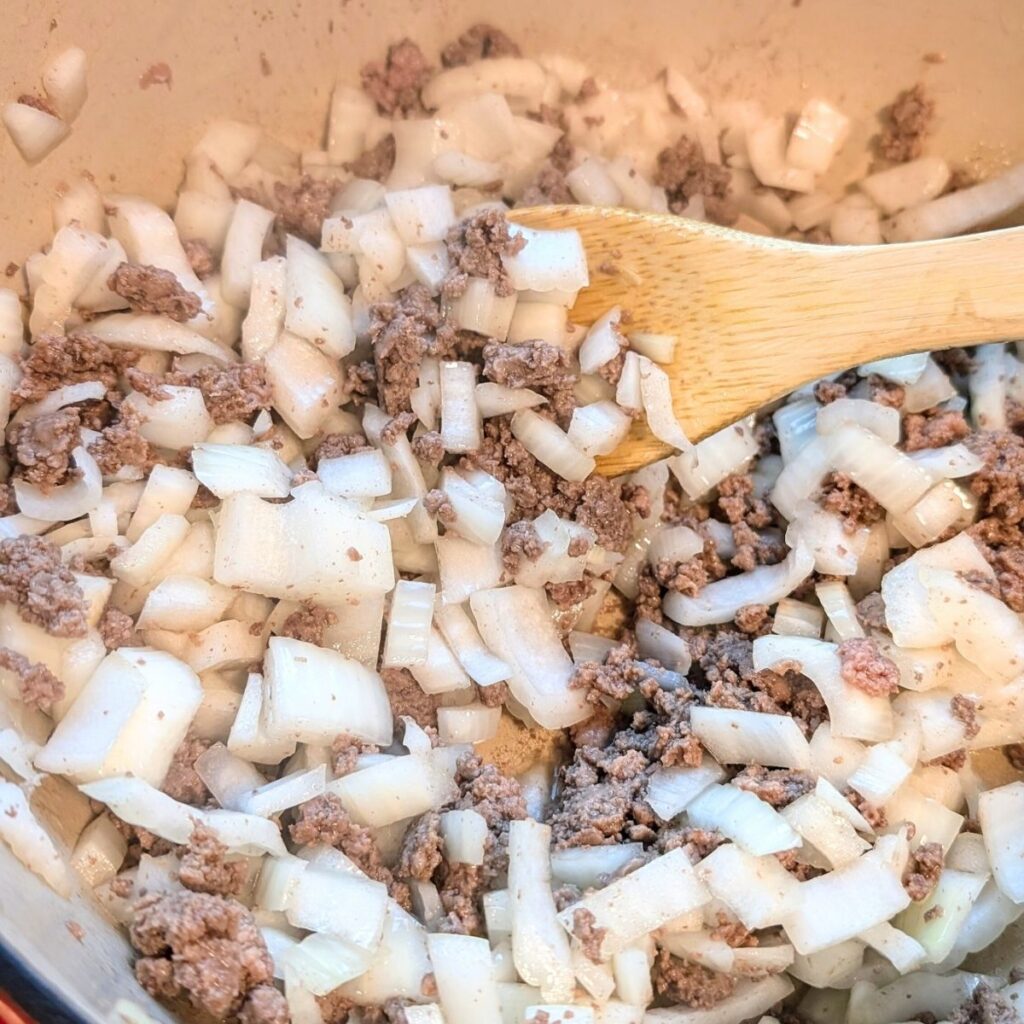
1 22 1020 1024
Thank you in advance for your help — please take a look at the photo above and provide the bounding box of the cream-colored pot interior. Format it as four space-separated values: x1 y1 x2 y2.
1 0 1023 1020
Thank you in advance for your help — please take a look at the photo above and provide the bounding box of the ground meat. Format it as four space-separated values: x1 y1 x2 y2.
867 375 906 408
272 175 337 244
689 629 828 736
279 602 337 645
903 408 971 451
838 637 901 696
130 890 274 1020
166 364 272 425
361 39 431 116
443 209 526 300
331 734 378 776
903 841 944 901
879 83 935 163
161 734 212 807
657 825 726 862
1005 744 1024 771
929 747 968 771
570 641 647 703
966 432 1024 525
441 23 521 66
519 161 575 206
108 263 202 322
547 577 596 612
381 666 439 728
238 986 289 1024
98 608 137 650
370 284 451 415
733 766 816 808
395 810 445 881
653 949 737 1009
501 520 546 576
13 333 139 407
346 133 397 182
483 340 575 394
856 592 888 631
17 93 57 116
814 378 852 404
574 476 637 554
654 545 722 597
183 239 216 279
88 405 153 475
477 680 509 708
460 416 579 521
819 471 886 531
550 678 704 847
846 788 887 829
717 473 775 530
949 984 1022 1024
314 432 372 465
0 535 88 637
0 646 64 711
423 488 456 525
951 694 981 739
179 822 246 897
8 408 82 489
655 135 733 221
572 907 607 963
710 914 759 948
734 603 771 635
412 431 445 466
0 484 15 516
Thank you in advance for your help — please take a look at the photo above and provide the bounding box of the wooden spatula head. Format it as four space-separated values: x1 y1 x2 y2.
511 205 1024 476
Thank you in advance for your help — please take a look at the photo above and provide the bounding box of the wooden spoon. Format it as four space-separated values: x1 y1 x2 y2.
510 205 1024 476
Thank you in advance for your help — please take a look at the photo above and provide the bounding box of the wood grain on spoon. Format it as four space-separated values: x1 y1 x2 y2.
510 205 1024 476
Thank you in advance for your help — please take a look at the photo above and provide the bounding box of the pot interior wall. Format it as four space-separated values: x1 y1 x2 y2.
1 0 1023 1019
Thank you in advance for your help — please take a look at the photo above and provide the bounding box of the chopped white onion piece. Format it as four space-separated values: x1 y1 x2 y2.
883 161 1024 241
511 409 595 482
440 361 483 453
979 782 1024 903
786 98 850 174
567 401 634 457
748 117 815 192
436 602 511 686
645 758 725 823
686 784 801 856
697 842 799 929
470 586 590 728
2 101 69 165
286 864 388 951
14 446 102 523
0 782 71 896
81 776 285 855
772 598 824 639
663 543 814 627
558 847 710 961
644 976 793 1024
328 747 461 828
691 706 811 769
638 356 693 453
264 637 393 747
192 443 292 499
383 580 436 668
815 580 865 641
671 418 759 500
502 226 589 294
782 834 911 954
816 399 900 444
427 932 504 1024
437 703 501 745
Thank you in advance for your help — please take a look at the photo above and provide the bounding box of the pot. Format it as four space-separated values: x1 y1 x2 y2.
1 1 1023 1019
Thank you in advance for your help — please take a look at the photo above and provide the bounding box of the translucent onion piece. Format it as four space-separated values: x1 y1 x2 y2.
690 706 812 769
14 446 102 522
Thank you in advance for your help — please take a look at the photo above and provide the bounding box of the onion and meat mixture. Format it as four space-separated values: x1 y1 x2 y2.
2 23 1024 1024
